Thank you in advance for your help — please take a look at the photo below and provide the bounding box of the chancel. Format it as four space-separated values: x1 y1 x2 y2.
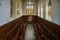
0 0 60 40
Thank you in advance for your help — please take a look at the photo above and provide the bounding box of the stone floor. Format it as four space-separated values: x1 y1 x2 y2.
24 24 35 40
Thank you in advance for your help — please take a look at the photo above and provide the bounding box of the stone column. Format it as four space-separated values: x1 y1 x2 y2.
38 0 41 16
11 0 16 19
43 0 48 19
19 0 23 16
34 2 38 15
14 0 18 18
22 0 26 15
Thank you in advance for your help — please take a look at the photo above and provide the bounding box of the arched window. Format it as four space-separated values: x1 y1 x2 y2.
26 2 34 15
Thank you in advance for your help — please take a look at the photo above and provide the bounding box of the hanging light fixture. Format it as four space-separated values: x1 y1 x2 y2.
48 0 52 11
48 0 52 6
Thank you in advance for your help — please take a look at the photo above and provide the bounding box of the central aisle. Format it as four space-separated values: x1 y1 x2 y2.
25 24 35 40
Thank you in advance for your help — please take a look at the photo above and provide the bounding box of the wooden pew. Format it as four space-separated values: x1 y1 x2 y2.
33 15 60 39
0 15 60 40
0 16 27 40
